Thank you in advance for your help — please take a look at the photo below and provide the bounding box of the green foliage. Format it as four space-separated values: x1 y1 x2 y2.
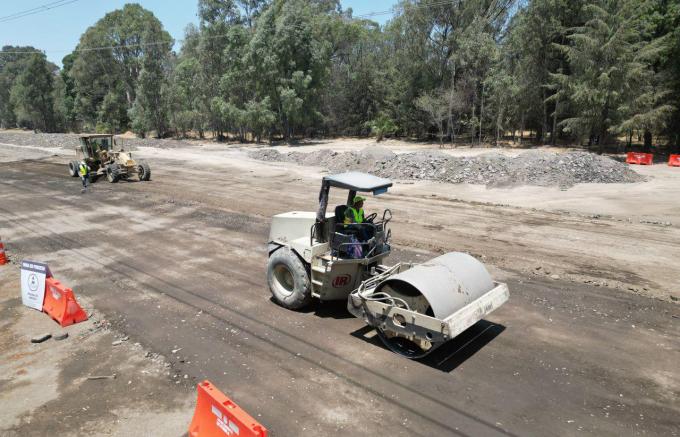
415 90 448 143
69 4 172 133
544 0 674 151
365 113 398 142
167 58 203 137
552 1 646 143
505 0 584 142
56 53 78 130
98 85 128 133
0 46 48 128
244 97 276 142
130 25 173 138
485 62 519 145
661 0 680 150
2 0 678 148
8 53 56 131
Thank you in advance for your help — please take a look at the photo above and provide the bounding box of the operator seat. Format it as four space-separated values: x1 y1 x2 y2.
334 204 348 224
332 204 356 257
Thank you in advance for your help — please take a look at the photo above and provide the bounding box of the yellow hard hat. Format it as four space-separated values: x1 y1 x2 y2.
353 195 366 204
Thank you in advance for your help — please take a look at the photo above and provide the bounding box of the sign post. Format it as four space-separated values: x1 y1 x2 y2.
21 260 51 311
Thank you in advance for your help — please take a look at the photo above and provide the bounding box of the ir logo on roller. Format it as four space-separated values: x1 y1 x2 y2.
332 274 351 288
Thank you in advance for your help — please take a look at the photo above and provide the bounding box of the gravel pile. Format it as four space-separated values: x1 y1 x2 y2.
0 132 645 188
0 132 197 150
121 137 197 149
0 132 81 149
250 146 645 188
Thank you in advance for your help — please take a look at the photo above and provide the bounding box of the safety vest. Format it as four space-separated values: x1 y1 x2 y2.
78 163 88 177
347 206 364 224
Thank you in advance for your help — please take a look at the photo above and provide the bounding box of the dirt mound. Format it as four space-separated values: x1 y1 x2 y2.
249 147 644 188
0 132 82 149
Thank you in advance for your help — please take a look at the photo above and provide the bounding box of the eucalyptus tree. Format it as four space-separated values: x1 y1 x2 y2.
9 53 56 131
244 0 331 139
0 46 44 128
69 4 172 132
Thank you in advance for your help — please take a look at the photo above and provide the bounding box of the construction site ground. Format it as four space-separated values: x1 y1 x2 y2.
0 133 678 436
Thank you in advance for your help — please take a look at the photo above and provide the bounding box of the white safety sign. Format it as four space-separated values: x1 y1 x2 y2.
21 260 51 310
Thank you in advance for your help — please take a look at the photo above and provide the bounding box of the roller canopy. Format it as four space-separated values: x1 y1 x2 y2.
323 172 393 194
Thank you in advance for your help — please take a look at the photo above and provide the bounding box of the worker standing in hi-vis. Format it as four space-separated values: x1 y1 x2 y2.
78 160 90 192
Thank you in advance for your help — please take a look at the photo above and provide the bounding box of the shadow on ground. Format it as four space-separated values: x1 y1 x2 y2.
350 320 505 373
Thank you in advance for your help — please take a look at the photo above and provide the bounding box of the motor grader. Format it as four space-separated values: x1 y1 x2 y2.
267 171 509 358
67 134 151 183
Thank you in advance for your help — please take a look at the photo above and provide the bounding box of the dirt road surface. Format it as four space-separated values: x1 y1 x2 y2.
1 137 679 436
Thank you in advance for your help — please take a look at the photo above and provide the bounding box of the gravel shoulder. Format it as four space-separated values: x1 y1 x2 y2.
0 267 193 437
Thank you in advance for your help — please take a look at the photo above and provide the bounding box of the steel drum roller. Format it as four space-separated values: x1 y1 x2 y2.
375 252 495 319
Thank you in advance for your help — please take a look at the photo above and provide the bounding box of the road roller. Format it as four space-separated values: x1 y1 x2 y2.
267 171 509 358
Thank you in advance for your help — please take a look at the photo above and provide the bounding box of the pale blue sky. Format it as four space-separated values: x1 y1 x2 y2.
0 0 399 66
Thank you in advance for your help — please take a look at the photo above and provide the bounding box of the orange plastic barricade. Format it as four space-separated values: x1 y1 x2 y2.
669 154 680 167
0 238 7 265
189 381 267 437
42 277 88 327
626 152 653 165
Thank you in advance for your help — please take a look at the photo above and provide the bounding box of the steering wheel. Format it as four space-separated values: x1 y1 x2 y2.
382 208 392 224
364 212 377 223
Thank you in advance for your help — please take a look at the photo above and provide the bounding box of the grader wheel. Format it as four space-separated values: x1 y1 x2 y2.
138 162 151 181
106 163 121 183
68 161 79 177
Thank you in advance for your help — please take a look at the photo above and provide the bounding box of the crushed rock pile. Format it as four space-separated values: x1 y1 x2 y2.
0 132 197 150
249 146 645 188
0 132 81 149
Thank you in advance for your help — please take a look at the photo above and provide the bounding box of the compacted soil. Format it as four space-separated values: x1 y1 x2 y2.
0 132 678 436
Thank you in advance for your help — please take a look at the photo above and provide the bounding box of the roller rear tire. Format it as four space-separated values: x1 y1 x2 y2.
267 247 311 310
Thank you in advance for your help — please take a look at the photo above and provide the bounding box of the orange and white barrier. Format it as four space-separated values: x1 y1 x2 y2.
42 277 88 327
669 154 680 167
626 152 653 165
189 381 267 437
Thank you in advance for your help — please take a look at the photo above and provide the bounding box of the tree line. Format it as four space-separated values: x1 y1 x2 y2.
0 0 678 152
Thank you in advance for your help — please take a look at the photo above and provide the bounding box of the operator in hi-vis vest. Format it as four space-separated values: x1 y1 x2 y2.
344 195 372 242
344 195 365 225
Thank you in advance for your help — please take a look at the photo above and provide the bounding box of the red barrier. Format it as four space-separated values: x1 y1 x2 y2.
626 152 653 165
669 154 680 167
189 381 267 437
0 238 7 265
42 277 88 327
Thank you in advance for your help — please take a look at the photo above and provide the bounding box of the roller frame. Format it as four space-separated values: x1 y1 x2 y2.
348 263 509 355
